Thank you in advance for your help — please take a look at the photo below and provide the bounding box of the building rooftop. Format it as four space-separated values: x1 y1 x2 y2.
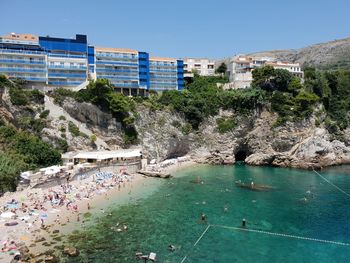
95 46 138 54
265 61 300 67
62 149 142 160
150 57 177 62
1 33 38 42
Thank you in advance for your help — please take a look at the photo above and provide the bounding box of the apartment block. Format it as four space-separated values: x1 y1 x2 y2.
0 32 184 94
226 55 303 89
183 58 215 77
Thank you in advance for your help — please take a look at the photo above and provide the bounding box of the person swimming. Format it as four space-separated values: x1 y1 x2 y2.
198 213 208 224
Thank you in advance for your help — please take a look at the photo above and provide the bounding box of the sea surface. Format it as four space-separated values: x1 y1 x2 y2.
61 164 350 263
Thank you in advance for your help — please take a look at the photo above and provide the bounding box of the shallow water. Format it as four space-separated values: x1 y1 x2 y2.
61 164 350 263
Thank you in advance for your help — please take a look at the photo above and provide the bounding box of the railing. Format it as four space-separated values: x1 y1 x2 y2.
150 81 177 85
0 59 45 65
48 53 87 59
96 60 138 66
97 75 139 80
110 82 139 87
48 65 87 70
48 81 85 86
0 49 46 55
96 68 138 73
9 76 47 82
96 52 138 59
0 67 47 73
48 73 87 78
149 69 177 73
149 75 177 79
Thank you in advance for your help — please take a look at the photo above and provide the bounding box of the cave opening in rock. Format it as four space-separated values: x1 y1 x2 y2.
235 150 247 162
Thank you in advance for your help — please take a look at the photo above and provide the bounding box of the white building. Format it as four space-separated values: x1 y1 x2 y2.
183 58 215 77
226 55 303 89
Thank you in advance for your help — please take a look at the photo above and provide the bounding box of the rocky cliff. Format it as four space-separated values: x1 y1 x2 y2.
1 88 349 169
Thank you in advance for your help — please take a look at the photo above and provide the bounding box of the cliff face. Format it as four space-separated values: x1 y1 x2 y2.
1 89 349 169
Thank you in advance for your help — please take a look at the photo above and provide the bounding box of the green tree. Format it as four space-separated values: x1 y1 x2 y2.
216 62 227 74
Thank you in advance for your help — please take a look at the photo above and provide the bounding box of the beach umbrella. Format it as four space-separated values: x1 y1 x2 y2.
0 212 15 218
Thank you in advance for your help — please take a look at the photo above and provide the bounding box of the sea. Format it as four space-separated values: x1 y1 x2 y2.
60 164 350 263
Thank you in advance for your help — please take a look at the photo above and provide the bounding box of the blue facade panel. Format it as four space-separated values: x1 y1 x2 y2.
88 46 95 64
177 60 185 90
138 51 150 89
39 34 87 54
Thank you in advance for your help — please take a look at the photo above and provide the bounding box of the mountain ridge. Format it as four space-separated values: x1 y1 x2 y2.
247 36 350 69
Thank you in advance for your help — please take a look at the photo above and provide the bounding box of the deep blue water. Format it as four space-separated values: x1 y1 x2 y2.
61 164 350 263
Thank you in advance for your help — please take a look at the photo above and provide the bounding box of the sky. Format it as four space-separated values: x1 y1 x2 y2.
0 0 349 59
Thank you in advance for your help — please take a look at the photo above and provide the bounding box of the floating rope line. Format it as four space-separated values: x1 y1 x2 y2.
211 224 350 246
180 224 211 263
313 169 350 198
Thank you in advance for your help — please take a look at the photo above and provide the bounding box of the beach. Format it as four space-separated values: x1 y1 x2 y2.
0 158 197 262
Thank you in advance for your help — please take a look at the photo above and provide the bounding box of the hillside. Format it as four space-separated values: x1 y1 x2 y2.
248 37 350 69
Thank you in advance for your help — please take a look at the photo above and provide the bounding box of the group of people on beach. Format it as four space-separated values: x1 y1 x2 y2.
0 170 134 260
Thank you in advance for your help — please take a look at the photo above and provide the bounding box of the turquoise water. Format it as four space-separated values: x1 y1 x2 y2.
62 165 350 263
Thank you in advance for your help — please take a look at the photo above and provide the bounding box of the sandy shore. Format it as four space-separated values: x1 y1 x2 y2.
0 158 198 262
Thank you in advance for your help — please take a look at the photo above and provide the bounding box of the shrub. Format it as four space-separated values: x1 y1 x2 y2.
39 110 50 119
90 134 97 142
171 120 182 128
59 125 66 133
181 123 192 135
29 89 44 104
9 87 29 106
57 138 69 152
68 121 80 137
59 115 66 121
79 132 89 139
216 117 237 133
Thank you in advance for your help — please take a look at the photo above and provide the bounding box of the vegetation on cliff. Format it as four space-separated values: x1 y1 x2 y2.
0 124 61 193
252 65 350 133
0 76 62 193
52 79 138 145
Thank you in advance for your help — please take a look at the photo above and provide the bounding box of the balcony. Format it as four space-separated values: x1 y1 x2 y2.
48 65 87 70
48 73 87 78
0 49 46 56
0 67 47 73
149 68 177 73
96 68 138 74
0 59 45 65
8 76 47 82
96 53 138 60
150 81 177 86
96 60 138 67
48 53 87 59
96 75 139 80
110 82 139 88
48 81 85 86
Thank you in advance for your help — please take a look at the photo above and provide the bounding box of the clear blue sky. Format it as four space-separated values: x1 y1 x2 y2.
1 0 349 59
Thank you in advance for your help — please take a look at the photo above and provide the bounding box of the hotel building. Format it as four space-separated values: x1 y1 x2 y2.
0 32 184 94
